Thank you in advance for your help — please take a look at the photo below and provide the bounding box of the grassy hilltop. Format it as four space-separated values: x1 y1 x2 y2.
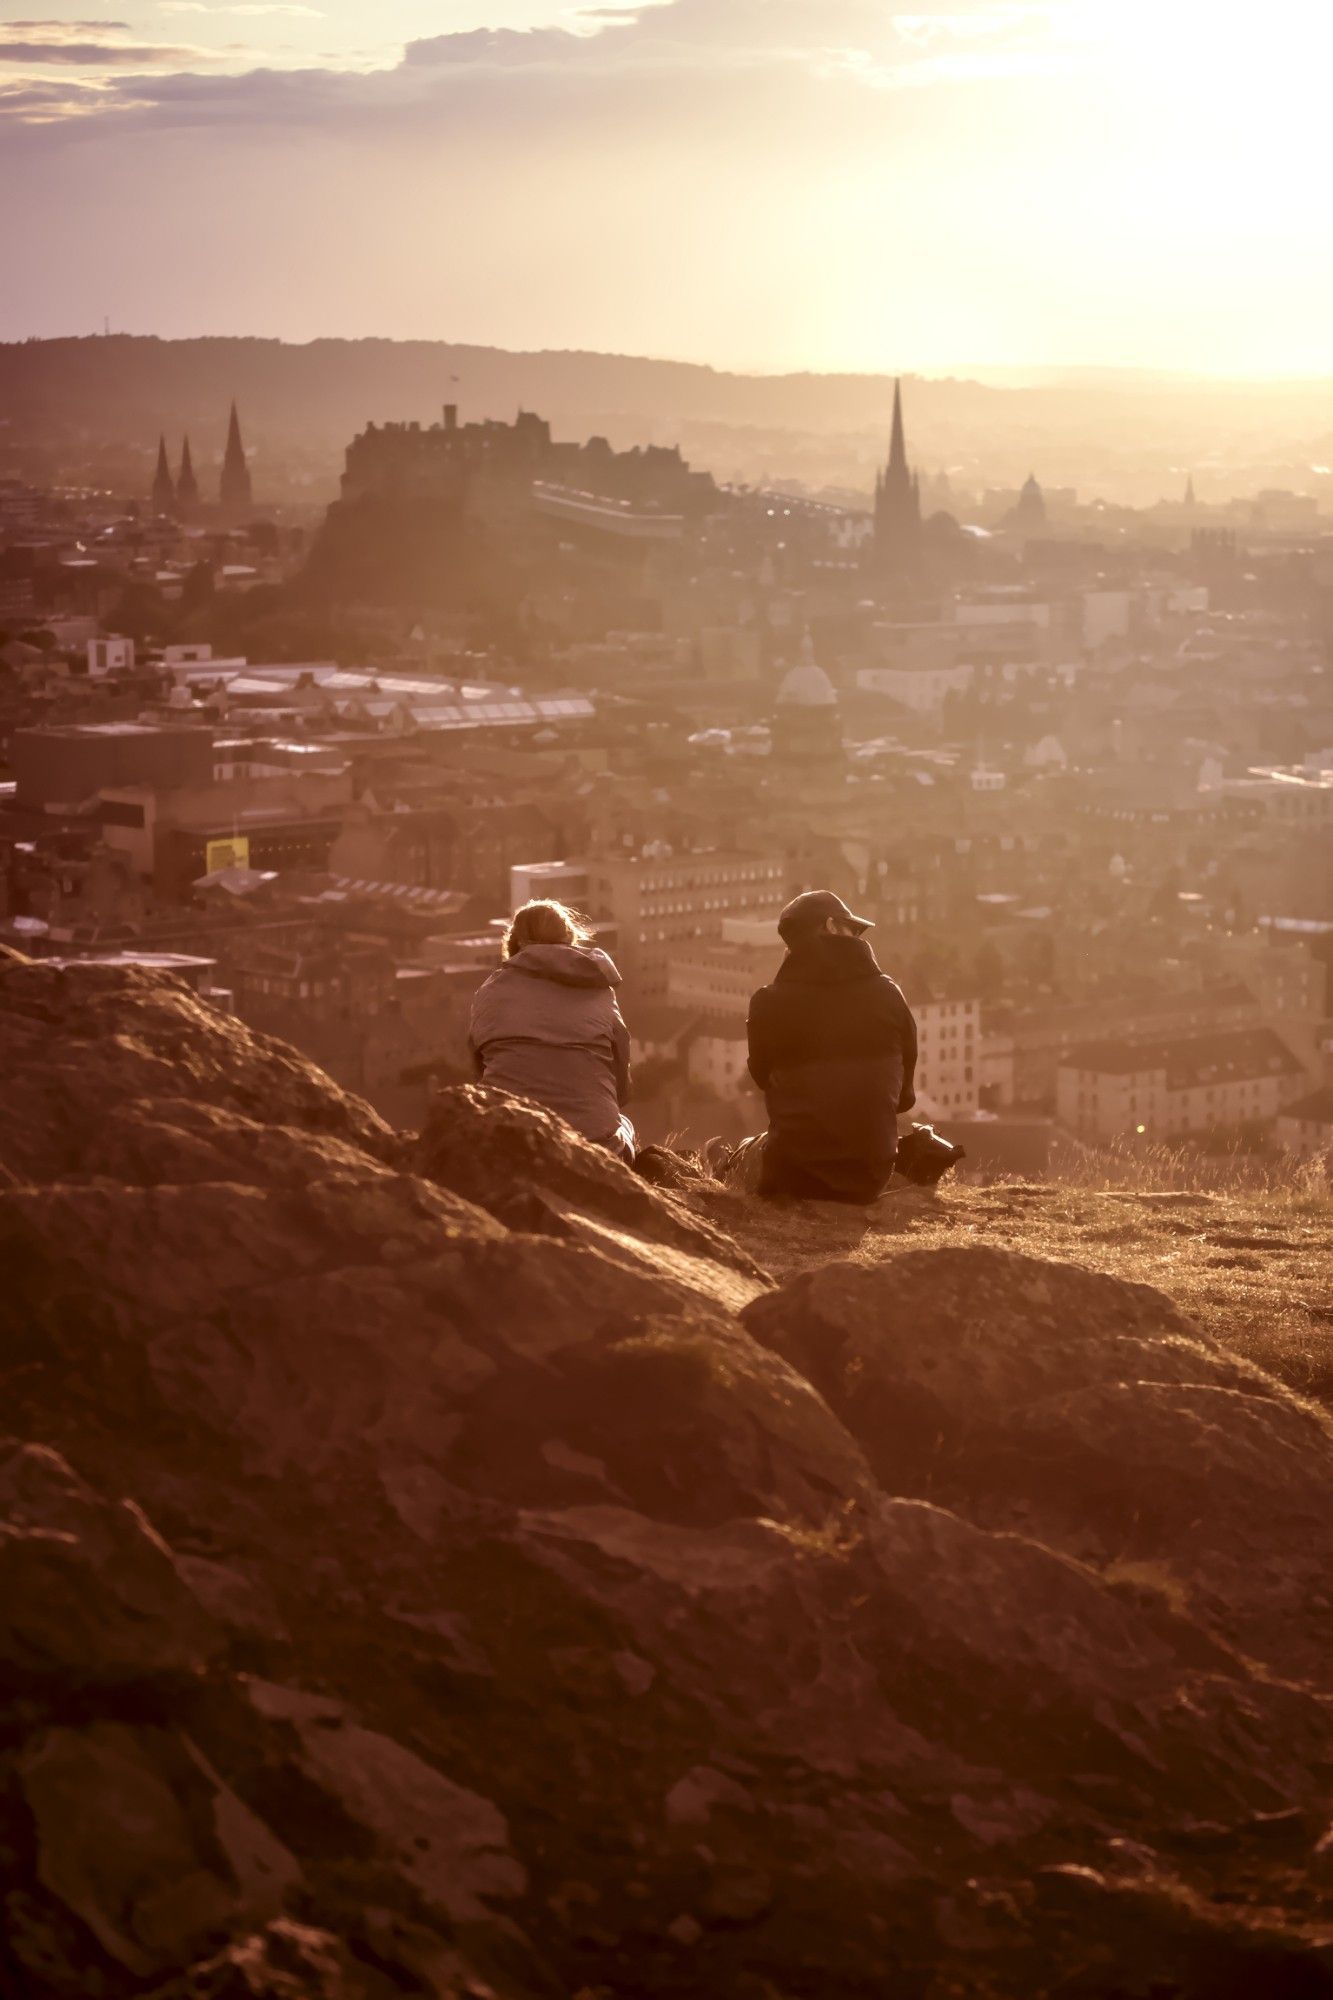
694 1172 1333 1407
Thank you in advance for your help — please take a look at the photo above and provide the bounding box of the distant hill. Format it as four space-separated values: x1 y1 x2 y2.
0 332 1000 445
2 335 1331 504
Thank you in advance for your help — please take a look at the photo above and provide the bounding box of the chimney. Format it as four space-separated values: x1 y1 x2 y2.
443 404 458 432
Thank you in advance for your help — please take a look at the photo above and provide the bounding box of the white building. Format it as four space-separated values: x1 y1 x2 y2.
586 850 786 1000
687 1030 755 1100
954 595 1052 631
858 660 975 715
510 859 590 914
915 998 981 1119
1057 1027 1306 1141
87 636 135 677
1080 590 1133 650
1275 1087 1333 1162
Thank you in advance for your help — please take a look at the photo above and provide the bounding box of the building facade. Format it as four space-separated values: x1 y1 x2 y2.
587 852 786 999
1057 1027 1306 1140
914 997 981 1119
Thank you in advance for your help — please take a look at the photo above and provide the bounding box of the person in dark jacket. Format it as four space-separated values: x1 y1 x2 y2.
743 889 917 1202
468 900 635 1159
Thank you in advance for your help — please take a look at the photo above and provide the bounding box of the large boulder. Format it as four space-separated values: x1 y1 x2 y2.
16 1721 300 1980
742 1247 1333 1682
0 1441 220 1689
0 958 395 1184
2 955 1332 1998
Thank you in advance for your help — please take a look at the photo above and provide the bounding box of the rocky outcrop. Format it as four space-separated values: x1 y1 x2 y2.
413 1083 768 1309
0 955 394 1185
1 958 1331 1998
742 1249 1333 1684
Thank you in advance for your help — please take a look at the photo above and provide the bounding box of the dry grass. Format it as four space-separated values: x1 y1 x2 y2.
1041 1132 1332 1198
686 1172 1333 1408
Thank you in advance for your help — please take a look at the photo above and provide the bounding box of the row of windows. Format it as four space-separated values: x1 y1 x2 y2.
638 867 783 892
246 976 338 1001
641 895 776 917
1076 1081 1275 1110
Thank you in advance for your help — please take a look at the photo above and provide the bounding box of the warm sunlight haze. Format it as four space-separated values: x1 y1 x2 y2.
3 8 1333 1999
3 0 1332 372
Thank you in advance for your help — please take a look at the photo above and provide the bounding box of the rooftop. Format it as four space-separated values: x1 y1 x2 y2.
1061 1027 1305 1088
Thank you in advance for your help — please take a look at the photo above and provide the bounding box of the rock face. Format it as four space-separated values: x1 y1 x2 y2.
1 957 1331 1999
412 1083 768 1311
741 1250 1333 1685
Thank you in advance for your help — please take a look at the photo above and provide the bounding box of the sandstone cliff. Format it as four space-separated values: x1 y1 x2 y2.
1 954 1331 1999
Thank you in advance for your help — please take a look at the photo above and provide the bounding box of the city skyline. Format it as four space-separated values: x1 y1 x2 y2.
3 0 1331 375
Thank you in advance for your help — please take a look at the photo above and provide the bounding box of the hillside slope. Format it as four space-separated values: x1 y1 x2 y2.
1 954 1331 1999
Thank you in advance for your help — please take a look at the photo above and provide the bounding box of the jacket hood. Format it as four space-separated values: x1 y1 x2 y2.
505 942 622 989
775 933 882 988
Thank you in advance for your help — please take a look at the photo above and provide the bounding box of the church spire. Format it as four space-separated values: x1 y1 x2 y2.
887 377 908 482
220 400 252 517
176 435 199 512
151 434 175 515
872 376 921 580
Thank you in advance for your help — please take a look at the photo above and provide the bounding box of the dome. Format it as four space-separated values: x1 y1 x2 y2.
776 661 837 709
775 634 838 710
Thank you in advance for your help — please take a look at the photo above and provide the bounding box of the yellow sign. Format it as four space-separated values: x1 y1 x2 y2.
205 836 250 874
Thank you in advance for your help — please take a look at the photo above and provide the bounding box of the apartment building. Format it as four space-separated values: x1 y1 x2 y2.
666 915 783 1020
587 851 786 999
914 997 981 1118
1276 1086 1333 1162
1057 1027 1306 1141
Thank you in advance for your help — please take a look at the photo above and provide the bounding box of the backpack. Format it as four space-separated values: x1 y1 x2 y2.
894 1122 966 1187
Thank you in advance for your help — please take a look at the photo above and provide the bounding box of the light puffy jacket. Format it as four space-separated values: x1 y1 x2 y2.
468 943 631 1145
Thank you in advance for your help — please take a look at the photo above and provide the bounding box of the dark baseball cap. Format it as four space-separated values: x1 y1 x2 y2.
778 889 873 944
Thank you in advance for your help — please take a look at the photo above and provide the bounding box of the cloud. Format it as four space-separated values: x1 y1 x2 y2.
2 0 1327 378
0 38 201 63
396 0 1076 82
0 75 98 107
0 15 227 69
159 3 323 14
0 0 1086 130
0 17 132 42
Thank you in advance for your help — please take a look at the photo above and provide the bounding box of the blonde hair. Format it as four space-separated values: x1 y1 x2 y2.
504 898 594 959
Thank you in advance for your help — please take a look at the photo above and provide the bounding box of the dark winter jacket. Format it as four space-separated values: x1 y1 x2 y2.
746 933 917 1202
468 943 631 1145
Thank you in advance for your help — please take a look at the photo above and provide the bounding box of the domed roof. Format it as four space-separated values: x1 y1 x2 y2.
776 634 838 710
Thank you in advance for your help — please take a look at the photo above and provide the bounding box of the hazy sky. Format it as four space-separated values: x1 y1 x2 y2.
2 0 1331 374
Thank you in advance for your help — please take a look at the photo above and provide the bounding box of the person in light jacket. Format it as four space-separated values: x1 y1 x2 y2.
468 899 635 1159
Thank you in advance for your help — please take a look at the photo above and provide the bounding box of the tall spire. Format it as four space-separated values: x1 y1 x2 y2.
176 435 199 512
872 376 921 580
887 377 908 482
220 400 252 517
151 434 175 515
